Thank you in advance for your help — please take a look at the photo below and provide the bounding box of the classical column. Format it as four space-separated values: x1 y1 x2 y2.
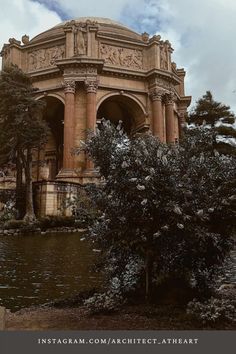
85 79 98 170
63 80 76 170
165 92 176 144
149 88 165 142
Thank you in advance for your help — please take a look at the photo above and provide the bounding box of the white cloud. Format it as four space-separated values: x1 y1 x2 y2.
0 0 61 49
55 0 140 19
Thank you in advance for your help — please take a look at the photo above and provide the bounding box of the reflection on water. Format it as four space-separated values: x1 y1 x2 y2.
0 232 102 312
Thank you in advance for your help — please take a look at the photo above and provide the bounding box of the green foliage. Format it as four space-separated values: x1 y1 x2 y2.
0 64 49 219
3 219 27 229
0 64 48 160
0 202 16 223
69 185 100 227
187 297 236 324
82 120 236 300
188 91 236 155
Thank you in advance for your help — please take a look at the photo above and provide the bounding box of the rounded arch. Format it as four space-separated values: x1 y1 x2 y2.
97 92 147 135
35 93 65 104
34 95 64 180
97 92 147 116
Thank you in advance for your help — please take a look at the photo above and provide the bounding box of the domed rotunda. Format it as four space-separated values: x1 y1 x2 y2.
1 17 191 216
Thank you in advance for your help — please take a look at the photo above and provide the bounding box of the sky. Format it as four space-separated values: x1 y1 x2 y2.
0 0 236 113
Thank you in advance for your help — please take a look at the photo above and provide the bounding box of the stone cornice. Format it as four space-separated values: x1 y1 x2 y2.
21 36 65 50
56 57 104 73
147 69 181 86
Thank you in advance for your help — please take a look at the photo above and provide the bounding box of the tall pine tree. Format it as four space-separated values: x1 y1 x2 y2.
0 65 48 220
188 91 236 155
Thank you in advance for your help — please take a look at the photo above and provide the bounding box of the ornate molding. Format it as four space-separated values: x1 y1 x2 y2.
149 88 166 101
85 80 99 93
63 80 76 94
164 91 175 105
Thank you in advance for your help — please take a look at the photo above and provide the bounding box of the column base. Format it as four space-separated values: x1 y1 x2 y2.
56 168 79 183
56 168 100 184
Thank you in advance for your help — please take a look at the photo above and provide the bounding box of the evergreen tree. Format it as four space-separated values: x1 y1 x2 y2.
188 91 236 155
0 65 48 220
81 120 236 301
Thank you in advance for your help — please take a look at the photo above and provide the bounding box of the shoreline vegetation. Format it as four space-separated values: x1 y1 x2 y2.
5 287 236 330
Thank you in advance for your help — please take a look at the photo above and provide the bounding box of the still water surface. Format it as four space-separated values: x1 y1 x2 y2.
0 233 235 312
0 232 102 312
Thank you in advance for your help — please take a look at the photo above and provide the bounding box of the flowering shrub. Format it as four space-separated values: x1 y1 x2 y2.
187 297 236 323
84 290 123 314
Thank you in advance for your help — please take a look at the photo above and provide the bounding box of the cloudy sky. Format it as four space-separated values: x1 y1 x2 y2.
1 0 236 113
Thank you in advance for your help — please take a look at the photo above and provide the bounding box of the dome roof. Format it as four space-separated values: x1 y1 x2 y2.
30 17 142 43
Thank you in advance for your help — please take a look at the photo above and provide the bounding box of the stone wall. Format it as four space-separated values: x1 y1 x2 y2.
33 181 82 217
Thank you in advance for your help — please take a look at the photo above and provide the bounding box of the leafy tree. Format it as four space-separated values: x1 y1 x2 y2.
0 65 48 221
82 120 236 302
188 91 236 155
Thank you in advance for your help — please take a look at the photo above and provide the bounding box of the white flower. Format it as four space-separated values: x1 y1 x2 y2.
196 209 204 217
173 205 182 215
177 223 184 229
137 184 145 191
130 178 137 182
161 225 169 231
162 156 168 165
121 161 129 168
153 231 161 238
141 199 147 205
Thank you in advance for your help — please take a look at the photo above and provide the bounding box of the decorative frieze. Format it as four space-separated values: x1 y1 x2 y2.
100 44 143 69
28 45 65 71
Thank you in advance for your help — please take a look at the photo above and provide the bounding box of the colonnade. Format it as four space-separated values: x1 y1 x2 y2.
149 88 177 143
61 81 179 179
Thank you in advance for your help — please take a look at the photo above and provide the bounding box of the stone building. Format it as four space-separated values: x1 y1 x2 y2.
1 17 191 216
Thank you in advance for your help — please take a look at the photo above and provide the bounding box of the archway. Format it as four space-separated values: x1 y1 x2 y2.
35 96 64 180
97 94 146 135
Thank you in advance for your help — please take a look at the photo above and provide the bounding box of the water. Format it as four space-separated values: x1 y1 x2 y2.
0 233 235 312
0 232 102 312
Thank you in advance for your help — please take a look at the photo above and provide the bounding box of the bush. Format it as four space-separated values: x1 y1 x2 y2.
4 219 27 229
38 215 75 230
82 121 236 301
0 201 16 224
186 297 236 324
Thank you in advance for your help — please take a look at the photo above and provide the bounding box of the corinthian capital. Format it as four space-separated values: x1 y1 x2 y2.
149 88 165 101
63 80 76 94
164 91 175 105
85 79 99 93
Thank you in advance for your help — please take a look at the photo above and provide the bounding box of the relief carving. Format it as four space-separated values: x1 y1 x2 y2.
100 44 143 69
28 45 65 71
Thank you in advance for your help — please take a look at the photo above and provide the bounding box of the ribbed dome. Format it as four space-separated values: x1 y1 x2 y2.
30 17 142 43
